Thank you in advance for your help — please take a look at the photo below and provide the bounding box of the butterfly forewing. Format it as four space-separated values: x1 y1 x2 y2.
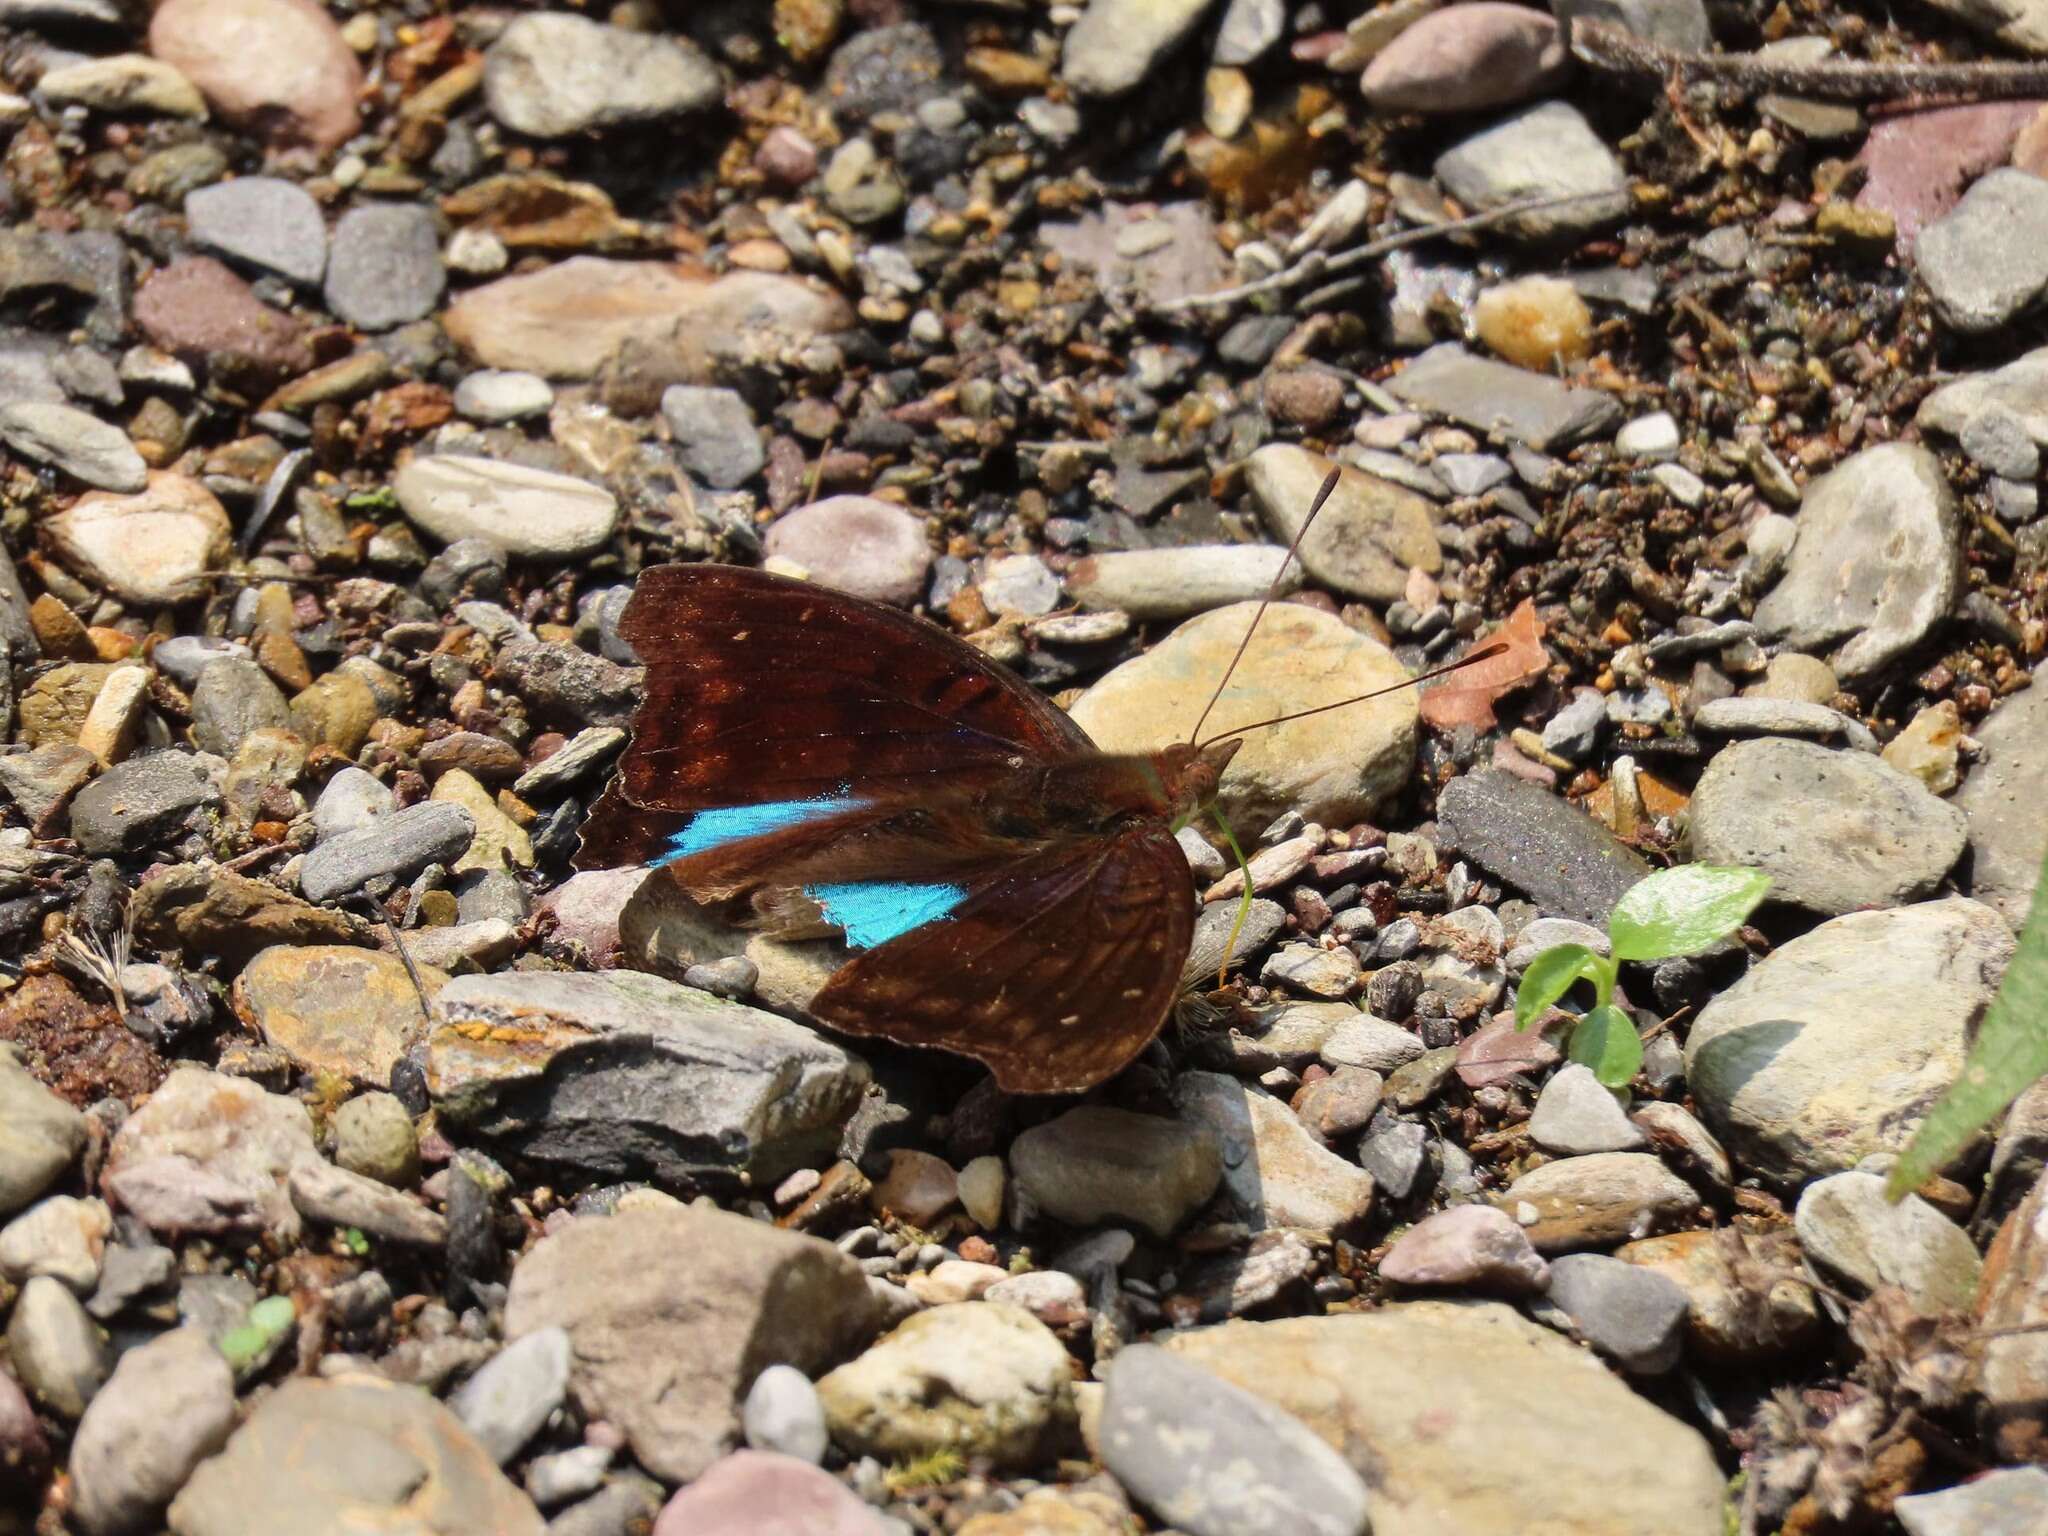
807 822 1196 1094
607 565 1090 817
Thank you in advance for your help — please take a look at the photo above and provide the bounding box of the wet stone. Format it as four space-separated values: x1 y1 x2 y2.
184 176 326 287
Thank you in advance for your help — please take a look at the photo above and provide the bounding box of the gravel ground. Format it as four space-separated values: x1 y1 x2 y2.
3 1 2048 1533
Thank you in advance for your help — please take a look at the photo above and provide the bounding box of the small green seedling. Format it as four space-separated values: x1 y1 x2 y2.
1513 864 1772 1088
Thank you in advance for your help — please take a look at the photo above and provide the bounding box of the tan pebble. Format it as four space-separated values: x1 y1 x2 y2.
1472 276 1592 370
958 1155 1006 1230
75 664 152 766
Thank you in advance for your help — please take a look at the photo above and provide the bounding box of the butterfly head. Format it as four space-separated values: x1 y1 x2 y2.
1159 737 1243 814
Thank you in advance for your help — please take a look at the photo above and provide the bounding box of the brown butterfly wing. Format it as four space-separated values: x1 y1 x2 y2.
610 563 1091 815
806 821 1196 1094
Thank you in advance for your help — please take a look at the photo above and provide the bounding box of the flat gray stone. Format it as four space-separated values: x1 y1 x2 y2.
1101 1344 1371 1536
0 400 145 491
299 800 476 903
1541 1252 1689 1375
449 1328 571 1465
1919 345 2048 446
1958 681 2048 929
661 385 764 489
184 177 326 287
1062 0 1215 96
1689 738 1967 915
1009 1106 1223 1239
1067 544 1300 620
1553 0 1709 49
1174 1071 1377 1234
1753 442 1961 680
1915 168 2048 334
1692 696 1857 740
68 751 222 857
1896 1466 2048 1536
1529 1065 1647 1155
1433 102 1629 240
189 656 290 757
288 1158 446 1248
1386 343 1623 452
1685 898 2013 1186
1437 769 1651 924
324 204 444 332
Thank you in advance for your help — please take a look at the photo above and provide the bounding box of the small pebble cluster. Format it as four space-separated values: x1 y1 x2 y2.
5 1 2048 1535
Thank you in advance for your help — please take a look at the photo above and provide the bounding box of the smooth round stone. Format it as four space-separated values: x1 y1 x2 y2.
190 657 289 757
760 496 930 606
324 203 445 331
133 256 309 386
38 55 209 118
68 1326 235 1536
660 384 764 489
1009 1107 1223 1239
449 1328 572 1465
1794 1170 1982 1313
167 1375 542 1536
331 1091 420 1187
0 1054 87 1218
1066 544 1300 620
0 1195 111 1293
7 1276 109 1419
1433 102 1629 240
816 1302 1074 1470
1689 738 1966 915
0 401 146 492
147 0 363 152
957 1156 1005 1229
1685 898 2012 1186
1245 445 1441 603
1071 599 1416 831
1540 1253 1689 1375
1379 1204 1550 1293
1753 442 1961 681
1916 168 2048 333
981 553 1061 617
742 1364 829 1464
452 369 551 423
392 455 619 560
1471 276 1592 370
1166 1305 1723 1536
1362 2 1566 115
484 13 720 138
1061 0 1215 97
868 1148 958 1227
651 1450 883 1536
184 176 326 286
1528 1064 1648 1156
1101 1344 1370 1536
1493 1152 1699 1253
1744 651 1839 704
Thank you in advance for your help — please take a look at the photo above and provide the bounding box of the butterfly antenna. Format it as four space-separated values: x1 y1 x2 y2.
1187 466 1346 747
1194 640 1510 750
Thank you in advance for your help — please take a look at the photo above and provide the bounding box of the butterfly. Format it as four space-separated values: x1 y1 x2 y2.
576 474 1497 1093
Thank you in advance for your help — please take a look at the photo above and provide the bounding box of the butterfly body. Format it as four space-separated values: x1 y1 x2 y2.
576 562 1240 1093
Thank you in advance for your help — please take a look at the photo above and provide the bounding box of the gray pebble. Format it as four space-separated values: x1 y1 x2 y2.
450 1326 572 1464
332 1092 420 1188
1528 1065 1647 1156
324 204 446 332
1541 1253 1689 1374
0 1051 86 1218
6 1275 109 1419
661 385 765 489
299 799 476 903
68 751 223 858
454 370 553 423
185 176 327 287
190 656 290 757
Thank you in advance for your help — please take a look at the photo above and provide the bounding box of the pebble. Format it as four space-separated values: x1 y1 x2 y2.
869 1148 959 1227
0 401 146 491
817 1302 1074 1469
432 767 531 872
742 1364 829 1464
324 203 445 331
426 968 866 1186
102 1066 318 1238
1433 102 1629 240
7 1275 108 1419
289 1157 446 1246
1615 411 1681 459
299 799 475 902
1071 600 1415 831
184 176 326 286
310 764 394 838
1794 1169 1982 1312
983 1270 1087 1327
1753 442 1961 680
760 496 931 605
1379 1204 1550 1292
1692 696 1854 739
1915 168 2048 332
1540 1253 1690 1375
1617 1229 1819 1364
1215 0 1287 65
1528 1065 1648 1155
662 385 765 489
1896 1467 2048 1536
1061 0 1214 97
484 13 720 138
191 656 289 756
37 54 206 117
1244 445 1441 603
981 553 1062 617
331 1091 420 1186
147 0 362 152
67 1327 235 1536
1066 544 1299 619
453 369 551 423
1685 898 2012 1185
1689 738 1966 914
1293 1066 1385 1141
1494 1151 1699 1252
651 1450 887 1536
134 255 309 387
0 1049 87 1216
1362 3 1566 115
449 1327 572 1464
392 456 620 561
69 749 224 857
503 1205 880 1482
1960 401 2041 478
1918 342 2048 445
1436 769 1651 924
0 1195 110 1292
1958 681 2048 928
957 1156 1005 1229
1009 1106 1222 1238
1387 343 1623 452
1319 1013 1427 1073
167 1374 542 1535
45 474 232 606
1100 1344 1370 1536
1167 1305 1722 1535
1470 276 1593 370
524 1445 610 1508
1175 1071 1377 1234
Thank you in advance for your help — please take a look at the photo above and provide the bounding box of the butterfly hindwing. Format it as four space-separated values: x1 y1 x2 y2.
806 822 1196 1094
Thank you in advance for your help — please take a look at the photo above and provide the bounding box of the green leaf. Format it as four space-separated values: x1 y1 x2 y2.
1887 848 2048 1200
1568 1003 1644 1088
1608 865 1772 962
1514 944 1598 1029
